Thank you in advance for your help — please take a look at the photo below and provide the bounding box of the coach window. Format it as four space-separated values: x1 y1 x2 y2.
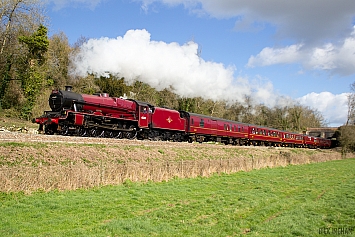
200 119 204 128
191 118 194 125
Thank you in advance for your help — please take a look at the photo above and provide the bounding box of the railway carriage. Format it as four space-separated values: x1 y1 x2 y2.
186 113 249 145
248 125 284 147
283 132 304 148
141 107 187 141
303 135 318 148
318 137 332 149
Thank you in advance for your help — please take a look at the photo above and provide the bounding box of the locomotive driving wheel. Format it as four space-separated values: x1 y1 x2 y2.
111 124 123 139
124 125 137 140
44 124 57 135
104 130 114 138
88 127 98 137
77 127 88 137
97 129 105 138
60 124 69 136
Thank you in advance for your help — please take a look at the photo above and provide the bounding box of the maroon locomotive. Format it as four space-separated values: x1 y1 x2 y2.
36 86 142 138
34 86 332 149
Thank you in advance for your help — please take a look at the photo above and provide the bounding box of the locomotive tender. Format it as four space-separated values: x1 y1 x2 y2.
34 86 332 149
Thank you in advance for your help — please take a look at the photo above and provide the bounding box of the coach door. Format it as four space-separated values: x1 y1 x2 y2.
211 119 217 136
138 105 150 128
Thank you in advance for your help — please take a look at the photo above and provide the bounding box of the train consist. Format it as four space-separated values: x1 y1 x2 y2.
34 86 332 149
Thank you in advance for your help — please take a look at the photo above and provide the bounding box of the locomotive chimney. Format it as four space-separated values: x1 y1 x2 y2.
65 86 73 92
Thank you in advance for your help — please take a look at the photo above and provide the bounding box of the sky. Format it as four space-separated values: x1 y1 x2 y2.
45 0 355 127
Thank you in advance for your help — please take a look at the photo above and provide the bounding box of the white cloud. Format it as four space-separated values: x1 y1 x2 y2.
71 29 281 106
137 0 355 44
308 30 355 75
247 44 303 67
247 28 355 76
297 92 349 127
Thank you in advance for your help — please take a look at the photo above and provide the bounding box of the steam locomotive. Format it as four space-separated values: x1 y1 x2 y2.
34 86 332 149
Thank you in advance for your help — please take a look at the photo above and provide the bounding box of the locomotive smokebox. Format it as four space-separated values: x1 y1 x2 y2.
65 86 73 92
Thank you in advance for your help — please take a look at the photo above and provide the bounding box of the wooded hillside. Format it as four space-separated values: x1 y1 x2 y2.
1 0 352 137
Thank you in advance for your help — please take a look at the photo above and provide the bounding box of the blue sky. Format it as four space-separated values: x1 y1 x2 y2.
45 0 355 126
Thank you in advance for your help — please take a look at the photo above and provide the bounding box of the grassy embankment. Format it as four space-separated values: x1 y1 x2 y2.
0 140 343 192
1 158 354 236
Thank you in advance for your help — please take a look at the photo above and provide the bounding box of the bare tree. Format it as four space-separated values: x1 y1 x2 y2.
1 0 46 55
0 0 46 109
346 82 355 125
46 32 72 88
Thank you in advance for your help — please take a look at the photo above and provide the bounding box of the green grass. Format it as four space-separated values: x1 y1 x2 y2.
0 159 354 236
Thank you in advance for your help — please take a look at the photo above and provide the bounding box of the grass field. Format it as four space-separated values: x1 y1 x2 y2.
0 158 354 236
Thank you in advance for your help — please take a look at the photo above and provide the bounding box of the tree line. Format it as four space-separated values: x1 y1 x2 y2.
338 82 355 153
1 0 354 149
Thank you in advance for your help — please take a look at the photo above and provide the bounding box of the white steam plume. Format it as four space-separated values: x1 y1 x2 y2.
71 29 278 105
70 29 349 125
